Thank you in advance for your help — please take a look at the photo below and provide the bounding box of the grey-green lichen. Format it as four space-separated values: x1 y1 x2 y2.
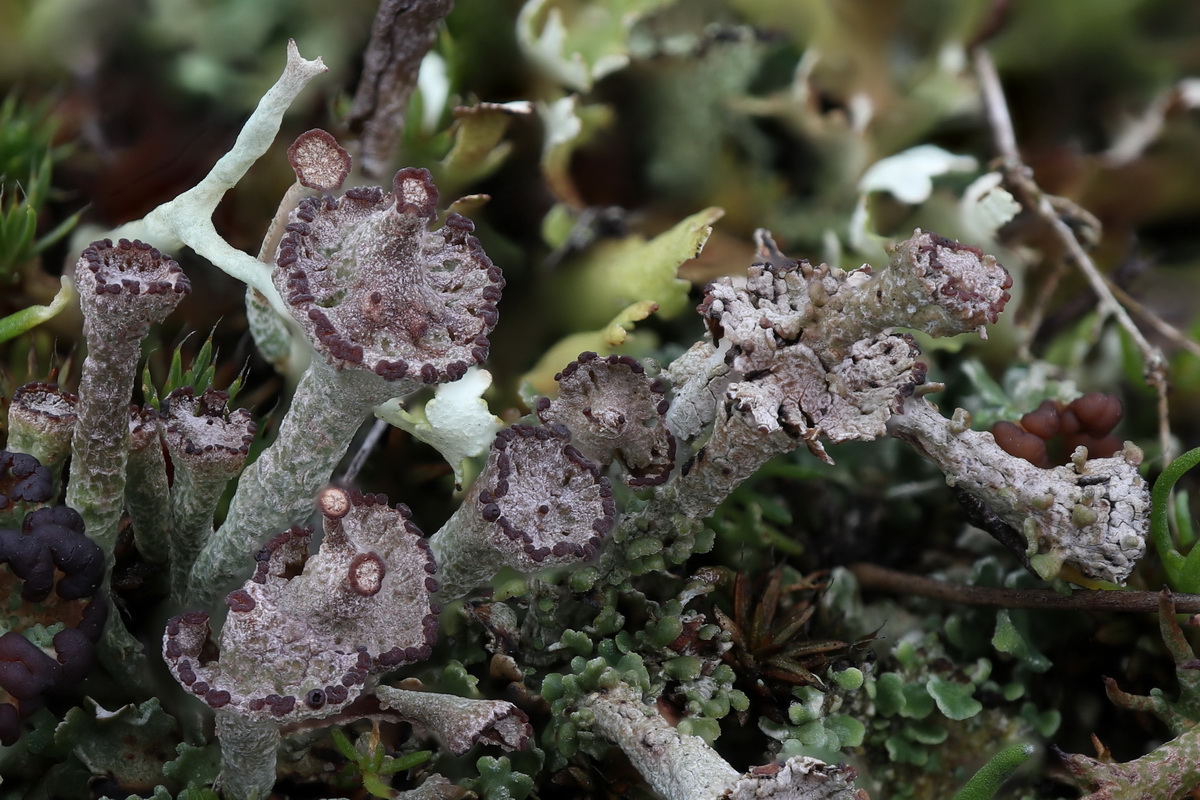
68 239 190 561
888 400 1149 584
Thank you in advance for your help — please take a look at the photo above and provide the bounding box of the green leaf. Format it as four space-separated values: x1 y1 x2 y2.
551 207 724 330
517 0 678 92
330 727 359 761
1151 447 1200 590
825 714 866 748
519 300 658 396
439 101 531 189
379 749 431 774
952 743 1035 800
362 770 398 799
0 276 75 344
991 609 1052 673
926 676 983 721
873 672 906 717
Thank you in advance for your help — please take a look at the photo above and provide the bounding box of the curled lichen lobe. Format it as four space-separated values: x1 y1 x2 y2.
275 166 504 383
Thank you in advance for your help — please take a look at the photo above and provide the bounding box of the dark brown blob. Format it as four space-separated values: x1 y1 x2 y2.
1019 399 1061 440
0 451 53 512
993 392 1125 466
991 421 1050 468
1067 392 1123 438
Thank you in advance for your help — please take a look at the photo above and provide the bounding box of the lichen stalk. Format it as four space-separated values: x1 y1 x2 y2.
111 41 327 315
6 382 77 490
163 389 255 603
215 712 280 800
67 240 190 560
583 684 862 800
126 406 171 563
188 361 401 606
194 166 502 605
585 684 740 800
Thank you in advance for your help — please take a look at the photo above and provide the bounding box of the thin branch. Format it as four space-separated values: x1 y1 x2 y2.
849 562 1200 614
971 46 1175 463
346 0 454 178
1105 278 1200 361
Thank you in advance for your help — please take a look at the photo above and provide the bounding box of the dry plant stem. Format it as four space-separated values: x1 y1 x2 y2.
972 46 1173 462
1013 257 1066 362
347 0 454 178
188 361 405 606
850 562 1200 614
110 41 326 317
1105 278 1200 360
215 712 279 800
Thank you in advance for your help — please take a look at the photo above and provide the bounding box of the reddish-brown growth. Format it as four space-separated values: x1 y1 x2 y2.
991 393 1125 467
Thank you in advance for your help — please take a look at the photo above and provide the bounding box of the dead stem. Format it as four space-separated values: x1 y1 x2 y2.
971 47 1175 463
850 562 1200 614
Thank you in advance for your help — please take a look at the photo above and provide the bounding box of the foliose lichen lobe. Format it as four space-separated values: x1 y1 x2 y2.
274 166 504 384
163 488 439 723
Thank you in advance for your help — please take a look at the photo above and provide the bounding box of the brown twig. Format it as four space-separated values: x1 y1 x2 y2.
346 0 454 179
850 562 1200 614
1105 278 1200 361
971 47 1175 463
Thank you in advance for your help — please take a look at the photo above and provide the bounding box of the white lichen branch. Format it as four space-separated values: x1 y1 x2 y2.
110 40 327 317
584 684 862 800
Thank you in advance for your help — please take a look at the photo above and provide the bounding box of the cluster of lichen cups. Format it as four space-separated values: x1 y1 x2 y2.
0 43 1158 799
